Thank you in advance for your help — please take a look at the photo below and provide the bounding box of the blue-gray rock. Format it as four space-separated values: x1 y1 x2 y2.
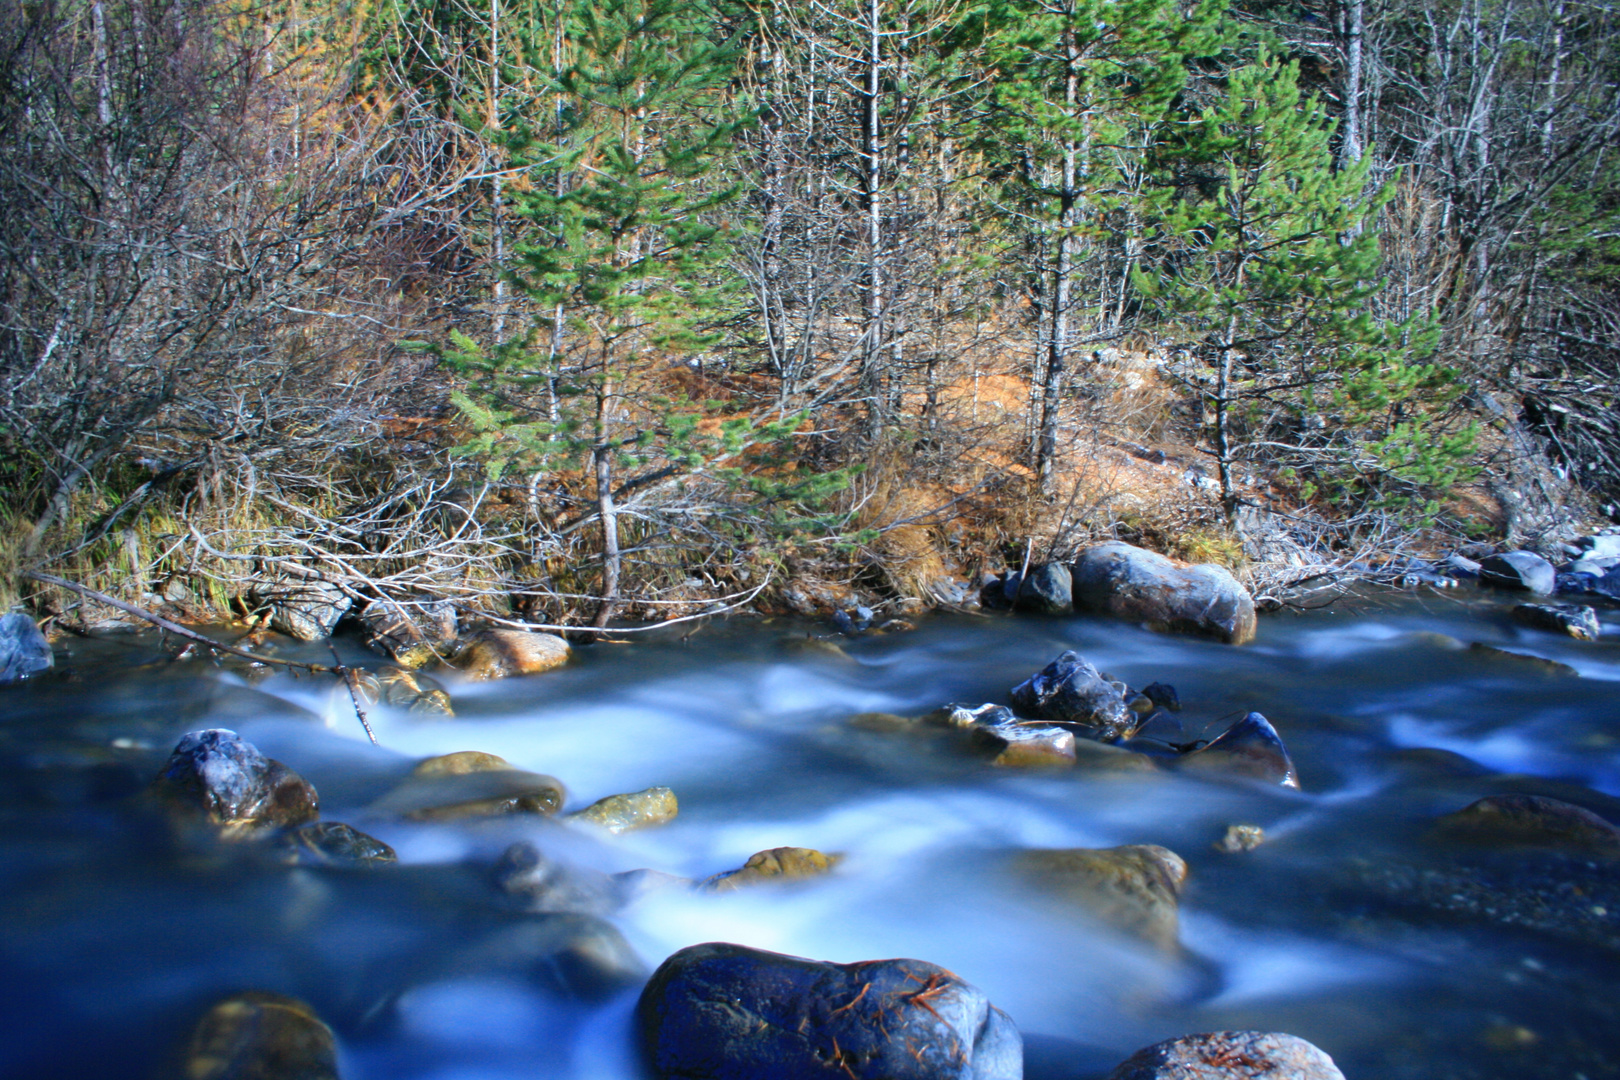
1512 603 1601 640
1444 553 1483 579
1014 562 1073 614
0 612 53 684
260 578 352 641
1574 533 1620 561
1560 566 1620 598
1139 682 1181 713
637 942 1022 1080
1011 651 1136 742
150 729 320 836
277 821 397 867
1179 712 1299 788
1107 1031 1345 1080
1071 542 1256 644
1478 551 1557 595
1435 794 1620 854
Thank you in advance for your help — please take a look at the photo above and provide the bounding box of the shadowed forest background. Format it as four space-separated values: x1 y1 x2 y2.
2 0 1617 631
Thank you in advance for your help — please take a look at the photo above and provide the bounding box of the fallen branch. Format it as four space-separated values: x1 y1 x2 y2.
22 570 379 745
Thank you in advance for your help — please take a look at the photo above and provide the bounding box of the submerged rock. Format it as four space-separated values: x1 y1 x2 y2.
1071 541 1257 645
1467 642 1579 676
568 786 679 833
1015 844 1188 950
705 847 840 891
1434 794 1620 854
1214 824 1266 854
452 629 571 680
0 612 53 684
373 766 566 821
1512 603 1602 641
150 729 319 837
277 821 397 867
182 991 340 1080
448 912 647 999
412 750 512 776
1010 652 1136 742
1180 712 1299 788
637 942 1022 1080
1478 551 1557 595
376 668 455 716
1107 1030 1345 1080
1014 562 1073 614
971 719 1077 767
491 841 620 914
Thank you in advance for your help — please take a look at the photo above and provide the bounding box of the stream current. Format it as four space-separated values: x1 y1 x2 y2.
2 589 1619 1079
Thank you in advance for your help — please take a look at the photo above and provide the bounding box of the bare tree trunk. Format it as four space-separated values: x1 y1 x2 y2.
1036 25 1081 493
859 0 885 439
591 386 621 628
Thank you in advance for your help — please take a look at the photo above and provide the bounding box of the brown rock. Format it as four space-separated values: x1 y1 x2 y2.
453 629 571 680
1071 542 1257 645
1016 844 1188 950
412 750 512 776
373 767 566 821
1107 1031 1345 1079
568 786 679 833
1214 824 1266 854
182 991 339 1080
1435 794 1620 853
149 729 318 839
705 847 841 891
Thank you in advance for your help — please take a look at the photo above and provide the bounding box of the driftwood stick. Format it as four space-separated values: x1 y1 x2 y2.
328 642 379 745
22 570 379 745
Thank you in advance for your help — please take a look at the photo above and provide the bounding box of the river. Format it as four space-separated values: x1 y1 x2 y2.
2 588 1617 1079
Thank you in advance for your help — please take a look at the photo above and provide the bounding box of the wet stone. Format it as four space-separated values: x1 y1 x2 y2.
449 912 647 1000
1106 1030 1346 1080
452 629 571 680
705 847 840 891
492 841 620 914
1513 603 1602 641
1071 541 1257 645
971 721 1077 767
276 821 397 867
1015 844 1189 951
358 596 457 667
259 578 351 642
182 991 340 1080
1467 642 1579 676
637 942 1023 1080
1214 824 1266 854
412 750 511 776
1014 561 1073 614
567 786 679 833
373 767 566 821
1434 794 1620 854
149 729 319 837
1010 651 1137 742
1179 712 1300 789
0 612 53 684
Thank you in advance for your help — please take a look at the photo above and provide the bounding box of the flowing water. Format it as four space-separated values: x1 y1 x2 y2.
3 589 1619 1080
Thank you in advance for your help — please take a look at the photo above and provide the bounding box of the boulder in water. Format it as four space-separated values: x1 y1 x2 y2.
637 942 1022 1080
1010 652 1137 742
412 750 512 776
1106 1030 1345 1080
705 847 840 891
452 629 571 680
568 786 679 833
1014 562 1073 614
150 729 319 837
1071 542 1257 645
1512 603 1601 641
1015 844 1188 951
1467 642 1578 676
373 766 566 821
1478 551 1557 595
276 821 397 867
1180 712 1299 788
181 991 339 1080
491 841 621 914
971 719 1077 767
0 612 53 684
1434 794 1620 854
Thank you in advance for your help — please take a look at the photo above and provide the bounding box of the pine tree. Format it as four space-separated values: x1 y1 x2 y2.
1134 48 1470 523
